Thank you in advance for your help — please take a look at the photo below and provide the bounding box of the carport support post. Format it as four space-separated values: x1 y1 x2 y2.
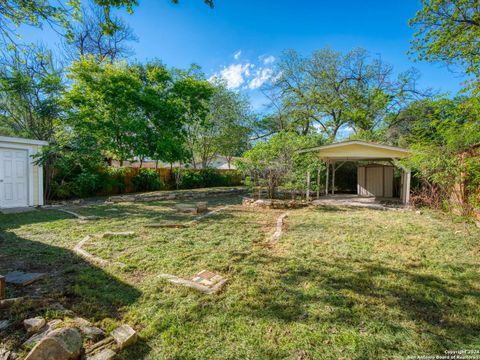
332 161 336 195
316 168 320 199
325 161 329 195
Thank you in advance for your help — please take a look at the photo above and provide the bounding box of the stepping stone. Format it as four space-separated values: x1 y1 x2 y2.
5 271 45 286
0 320 10 331
192 270 226 288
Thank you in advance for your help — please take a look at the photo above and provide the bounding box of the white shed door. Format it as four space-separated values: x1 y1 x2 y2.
0 148 28 208
365 166 384 197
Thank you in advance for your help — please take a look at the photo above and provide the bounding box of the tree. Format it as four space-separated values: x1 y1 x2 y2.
267 48 426 140
0 46 64 141
409 0 480 83
199 83 252 168
0 0 214 47
65 58 187 165
237 131 324 199
210 84 253 169
63 4 137 64
172 70 216 168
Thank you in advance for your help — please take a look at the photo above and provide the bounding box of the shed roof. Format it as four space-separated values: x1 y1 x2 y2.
0 135 48 146
298 140 410 161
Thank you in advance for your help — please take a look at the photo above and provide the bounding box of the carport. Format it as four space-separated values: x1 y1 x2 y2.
299 140 411 204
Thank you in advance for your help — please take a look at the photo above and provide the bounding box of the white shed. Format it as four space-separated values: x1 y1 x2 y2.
0 136 48 209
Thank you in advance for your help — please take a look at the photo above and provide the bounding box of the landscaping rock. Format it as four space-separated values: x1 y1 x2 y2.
110 325 137 349
196 201 208 213
0 320 10 331
25 327 82 360
101 232 135 238
24 317 46 333
87 349 116 360
24 320 62 347
0 348 13 360
80 326 105 341
72 317 90 327
175 204 198 213
5 271 45 286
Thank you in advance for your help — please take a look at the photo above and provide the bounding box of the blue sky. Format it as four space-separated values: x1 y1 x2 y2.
21 0 466 111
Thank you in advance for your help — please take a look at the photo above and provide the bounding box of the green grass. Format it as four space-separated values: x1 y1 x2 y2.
1 197 480 359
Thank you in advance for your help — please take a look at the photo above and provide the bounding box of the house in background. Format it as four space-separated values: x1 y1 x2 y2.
111 155 239 170
0 136 48 209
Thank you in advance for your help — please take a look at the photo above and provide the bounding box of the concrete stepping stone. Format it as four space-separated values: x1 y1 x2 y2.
5 271 45 286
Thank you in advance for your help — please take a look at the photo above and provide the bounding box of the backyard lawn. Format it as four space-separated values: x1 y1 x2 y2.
1 196 480 359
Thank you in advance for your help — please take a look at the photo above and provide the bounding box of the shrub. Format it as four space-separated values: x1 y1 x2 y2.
131 169 164 192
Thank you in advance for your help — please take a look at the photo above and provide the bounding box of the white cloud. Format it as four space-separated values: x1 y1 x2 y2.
248 68 274 89
210 63 254 89
233 50 242 60
262 55 275 64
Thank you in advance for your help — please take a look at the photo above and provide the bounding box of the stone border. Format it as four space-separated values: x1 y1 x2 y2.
270 212 288 243
144 206 231 229
109 187 247 203
43 207 100 221
157 273 227 294
73 233 134 267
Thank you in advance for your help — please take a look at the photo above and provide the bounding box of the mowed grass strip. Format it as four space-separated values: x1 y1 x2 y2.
1 198 480 359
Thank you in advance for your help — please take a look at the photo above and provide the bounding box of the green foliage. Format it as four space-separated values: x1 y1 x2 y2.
131 169 164 192
237 131 324 198
268 48 424 139
409 0 480 86
172 168 241 189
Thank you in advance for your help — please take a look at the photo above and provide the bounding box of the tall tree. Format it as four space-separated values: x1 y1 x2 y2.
63 4 137 63
0 0 214 47
65 58 188 165
409 0 480 84
268 48 425 140
0 46 64 141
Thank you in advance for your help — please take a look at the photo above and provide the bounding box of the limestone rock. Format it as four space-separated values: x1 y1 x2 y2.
101 232 135 238
23 320 62 347
110 325 137 349
87 349 116 360
24 317 46 333
80 326 105 341
25 327 82 360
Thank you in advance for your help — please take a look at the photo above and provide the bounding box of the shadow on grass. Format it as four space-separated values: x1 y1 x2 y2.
243 254 480 354
0 209 72 230
0 229 145 351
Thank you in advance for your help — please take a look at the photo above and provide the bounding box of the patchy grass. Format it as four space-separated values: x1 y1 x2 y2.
1 198 480 359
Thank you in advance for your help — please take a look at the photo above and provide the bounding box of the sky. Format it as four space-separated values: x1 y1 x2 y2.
19 0 466 112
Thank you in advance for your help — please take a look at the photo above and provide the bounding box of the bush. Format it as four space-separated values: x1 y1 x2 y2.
172 168 241 189
131 169 164 192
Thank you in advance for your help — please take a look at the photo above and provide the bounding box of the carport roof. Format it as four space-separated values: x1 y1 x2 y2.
298 140 410 161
